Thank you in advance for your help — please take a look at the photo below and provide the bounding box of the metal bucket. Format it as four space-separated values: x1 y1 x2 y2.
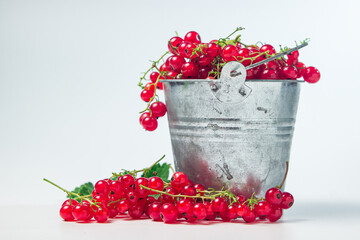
163 62 302 198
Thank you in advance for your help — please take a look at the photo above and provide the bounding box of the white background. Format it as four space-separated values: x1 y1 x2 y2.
0 0 360 237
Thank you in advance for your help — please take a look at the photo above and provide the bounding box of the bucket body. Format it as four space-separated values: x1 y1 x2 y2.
163 79 301 198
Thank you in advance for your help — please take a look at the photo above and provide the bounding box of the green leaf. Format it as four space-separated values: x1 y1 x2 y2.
141 163 170 182
68 182 94 199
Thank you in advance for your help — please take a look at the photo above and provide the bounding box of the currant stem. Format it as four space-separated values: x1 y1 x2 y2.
138 51 170 88
278 161 289 189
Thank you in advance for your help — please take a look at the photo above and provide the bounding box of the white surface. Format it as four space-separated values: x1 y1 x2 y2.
2 201 360 240
1 1 360 238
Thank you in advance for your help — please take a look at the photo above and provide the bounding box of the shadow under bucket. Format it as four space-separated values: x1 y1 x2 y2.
162 62 302 198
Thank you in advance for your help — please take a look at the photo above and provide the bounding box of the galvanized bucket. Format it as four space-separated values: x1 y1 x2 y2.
162 60 303 198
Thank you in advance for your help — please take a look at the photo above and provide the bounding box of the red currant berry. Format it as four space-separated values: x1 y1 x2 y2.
281 192 294 209
236 203 250 217
73 204 90 221
121 174 135 191
150 72 160 83
144 82 155 92
148 202 162 221
94 208 108 223
171 172 189 191
107 207 118 218
159 63 167 73
242 208 256 223
194 184 205 196
303 66 320 83
260 69 279 79
128 203 144 219
295 62 306 78
287 50 299 60
150 101 167 117
109 180 122 194
206 43 222 58
255 201 272 217
59 205 75 221
139 112 151 125
168 36 183 55
116 199 130 214
140 89 154 102
162 187 178 203
238 48 251 66
184 31 201 44
287 57 298 66
267 206 283 222
95 180 110 195
219 204 238 221
134 177 149 198
198 55 211 67
204 201 216 220
177 198 193 214
148 176 164 194
267 60 279 71
260 44 276 55
212 197 227 213
247 46 260 53
222 45 239 62
62 199 79 206
178 42 198 59
181 185 196 197
142 116 158 131
181 62 199 78
280 66 298 79
192 203 207 220
160 203 178 223
236 195 246 204
246 66 261 79
126 191 139 205
265 187 283 206
166 71 178 79
169 55 186 73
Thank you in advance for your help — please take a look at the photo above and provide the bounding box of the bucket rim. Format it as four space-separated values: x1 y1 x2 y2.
159 79 305 83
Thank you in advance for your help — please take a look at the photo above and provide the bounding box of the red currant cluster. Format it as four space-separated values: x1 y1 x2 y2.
139 28 321 131
53 171 293 224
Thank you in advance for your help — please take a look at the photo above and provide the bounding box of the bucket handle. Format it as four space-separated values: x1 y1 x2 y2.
209 43 309 104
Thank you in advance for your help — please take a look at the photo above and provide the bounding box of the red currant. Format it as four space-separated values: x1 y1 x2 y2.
134 177 149 198
142 116 158 131
168 36 183 55
236 203 249 217
192 203 207 220
121 174 135 191
212 197 227 213
59 205 75 221
150 101 167 117
62 199 79 206
281 192 294 209
219 204 238 221
94 208 108 223
128 203 144 219
181 185 196 197
255 201 272 217
194 184 205 196
160 203 178 223
242 208 256 223
171 172 189 191
265 187 283 206
148 202 162 221
267 206 283 222
161 187 178 203
140 89 154 102
280 66 298 79
95 180 110 195
126 191 139 205
150 72 160 83
116 199 130 214
204 201 216 220
181 62 199 78
109 180 122 194
148 176 164 194
169 55 186 73
184 31 201 44
222 45 239 62
73 204 90 221
303 66 320 83
260 44 276 55
260 69 279 79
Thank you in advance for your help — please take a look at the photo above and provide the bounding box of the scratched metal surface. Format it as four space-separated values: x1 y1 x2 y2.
163 71 301 198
